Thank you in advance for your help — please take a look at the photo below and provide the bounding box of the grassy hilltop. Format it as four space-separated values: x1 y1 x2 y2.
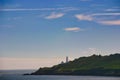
31 53 120 76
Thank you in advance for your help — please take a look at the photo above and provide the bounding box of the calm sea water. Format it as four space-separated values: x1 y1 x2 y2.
0 70 120 80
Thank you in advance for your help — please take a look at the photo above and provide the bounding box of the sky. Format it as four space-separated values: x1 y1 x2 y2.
0 0 120 70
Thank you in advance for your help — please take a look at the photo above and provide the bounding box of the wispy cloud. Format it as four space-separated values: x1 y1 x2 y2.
75 13 120 26
0 8 56 11
105 8 120 12
64 27 82 32
92 13 120 16
75 14 93 21
62 7 79 12
75 13 120 20
45 12 65 19
0 7 79 12
98 20 120 25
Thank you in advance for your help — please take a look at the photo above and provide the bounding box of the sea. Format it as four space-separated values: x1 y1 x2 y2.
0 70 120 80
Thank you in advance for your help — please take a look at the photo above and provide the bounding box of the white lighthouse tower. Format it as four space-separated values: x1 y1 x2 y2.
66 56 69 63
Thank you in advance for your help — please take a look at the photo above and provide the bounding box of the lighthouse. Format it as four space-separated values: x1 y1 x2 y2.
66 56 69 63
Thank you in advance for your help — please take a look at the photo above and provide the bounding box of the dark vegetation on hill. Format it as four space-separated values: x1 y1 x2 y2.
30 53 120 76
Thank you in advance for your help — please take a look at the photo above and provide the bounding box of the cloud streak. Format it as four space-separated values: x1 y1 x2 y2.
64 27 82 32
75 14 93 21
45 12 64 19
75 12 120 25
105 8 120 12
92 13 120 16
0 7 79 12
98 20 120 25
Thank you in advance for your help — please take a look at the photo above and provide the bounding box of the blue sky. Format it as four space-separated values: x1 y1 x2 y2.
0 0 120 69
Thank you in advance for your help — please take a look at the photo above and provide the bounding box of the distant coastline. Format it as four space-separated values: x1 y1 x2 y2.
26 53 120 76
0 69 36 75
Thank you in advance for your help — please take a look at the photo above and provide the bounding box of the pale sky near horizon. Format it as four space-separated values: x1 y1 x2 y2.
0 0 120 70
